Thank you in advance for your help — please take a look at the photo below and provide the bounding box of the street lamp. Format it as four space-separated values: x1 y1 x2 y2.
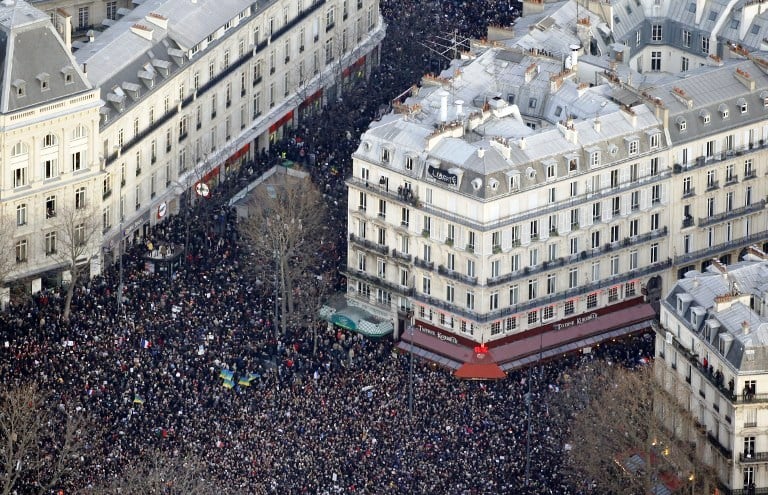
408 323 414 421
116 221 124 311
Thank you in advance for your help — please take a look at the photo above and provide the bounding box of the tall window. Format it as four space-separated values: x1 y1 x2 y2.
15 239 27 263
44 159 58 179
75 187 86 209
16 203 26 226
45 196 56 218
106 1 117 20
44 231 57 255
78 6 89 29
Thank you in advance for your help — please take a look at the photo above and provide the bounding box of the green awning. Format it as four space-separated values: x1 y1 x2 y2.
320 300 393 338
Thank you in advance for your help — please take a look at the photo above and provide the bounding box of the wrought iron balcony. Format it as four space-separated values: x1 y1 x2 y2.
674 231 768 265
740 452 768 463
391 250 412 262
347 268 414 296
413 257 433 270
682 217 695 229
682 187 695 198
437 265 477 286
349 233 388 256
698 200 766 227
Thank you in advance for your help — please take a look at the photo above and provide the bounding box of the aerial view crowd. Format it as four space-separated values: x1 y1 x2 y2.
0 1 655 493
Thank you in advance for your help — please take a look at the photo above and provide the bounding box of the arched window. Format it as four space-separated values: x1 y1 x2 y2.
42 133 58 148
10 142 28 157
72 125 88 140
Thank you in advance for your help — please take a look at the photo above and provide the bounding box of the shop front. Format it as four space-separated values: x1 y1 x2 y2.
397 299 656 379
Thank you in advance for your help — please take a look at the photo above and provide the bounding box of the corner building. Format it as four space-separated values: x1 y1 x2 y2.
655 250 768 493
0 0 384 295
343 0 768 376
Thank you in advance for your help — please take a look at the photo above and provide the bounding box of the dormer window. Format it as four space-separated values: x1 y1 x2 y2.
405 155 414 171
61 66 75 85
381 147 391 164
676 116 687 132
589 149 600 168
700 109 711 124
738 98 748 114
761 91 768 108
37 73 50 92
546 163 556 180
567 155 579 172
719 103 729 119
12 79 25 97
626 138 639 156
649 131 660 149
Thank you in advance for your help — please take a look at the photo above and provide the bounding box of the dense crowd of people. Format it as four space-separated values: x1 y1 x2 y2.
0 1 659 493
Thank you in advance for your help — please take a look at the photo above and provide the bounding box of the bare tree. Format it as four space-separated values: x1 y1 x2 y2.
240 170 327 335
92 449 218 495
0 213 16 299
0 382 89 495
51 203 102 321
555 361 716 494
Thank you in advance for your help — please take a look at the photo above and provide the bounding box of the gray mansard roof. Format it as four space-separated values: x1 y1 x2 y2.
0 0 90 113
75 0 252 122
643 59 768 147
665 260 768 373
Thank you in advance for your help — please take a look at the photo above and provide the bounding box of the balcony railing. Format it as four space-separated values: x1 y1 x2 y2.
740 452 768 463
391 250 412 262
347 268 414 297
411 259 671 324
437 265 478 286
707 431 733 459
346 170 669 233
349 233 388 256
682 217 696 229
698 200 766 227
674 142 768 176
413 257 433 270
682 187 695 198
706 180 720 191
674 232 768 265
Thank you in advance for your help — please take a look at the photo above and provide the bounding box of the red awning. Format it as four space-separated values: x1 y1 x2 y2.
201 165 220 184
269 110 294 133
399 303 656 373
491 303 656 365
225 143 250 165
454 362 506 380
299 89 323 110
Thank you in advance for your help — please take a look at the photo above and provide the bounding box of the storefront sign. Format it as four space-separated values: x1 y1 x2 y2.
553 312 598 331
417 324 459 345
157 202 167 219
427 164 458 185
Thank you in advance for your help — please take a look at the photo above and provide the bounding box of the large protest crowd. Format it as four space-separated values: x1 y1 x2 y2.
0 1 659 493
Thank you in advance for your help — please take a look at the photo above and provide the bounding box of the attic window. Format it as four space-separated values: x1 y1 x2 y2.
37 73 50 92
567 155 579 172
688 3 696 13
64 73 73 84
405 155 414 171
676 116 687 132
752 24 761 35
381 147 391 164
719 104 729 119
700 110 711 124
708 11 718 22
738 98 748 114
12 79 25 97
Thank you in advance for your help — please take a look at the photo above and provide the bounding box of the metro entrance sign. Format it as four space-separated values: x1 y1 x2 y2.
195 182 210 198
